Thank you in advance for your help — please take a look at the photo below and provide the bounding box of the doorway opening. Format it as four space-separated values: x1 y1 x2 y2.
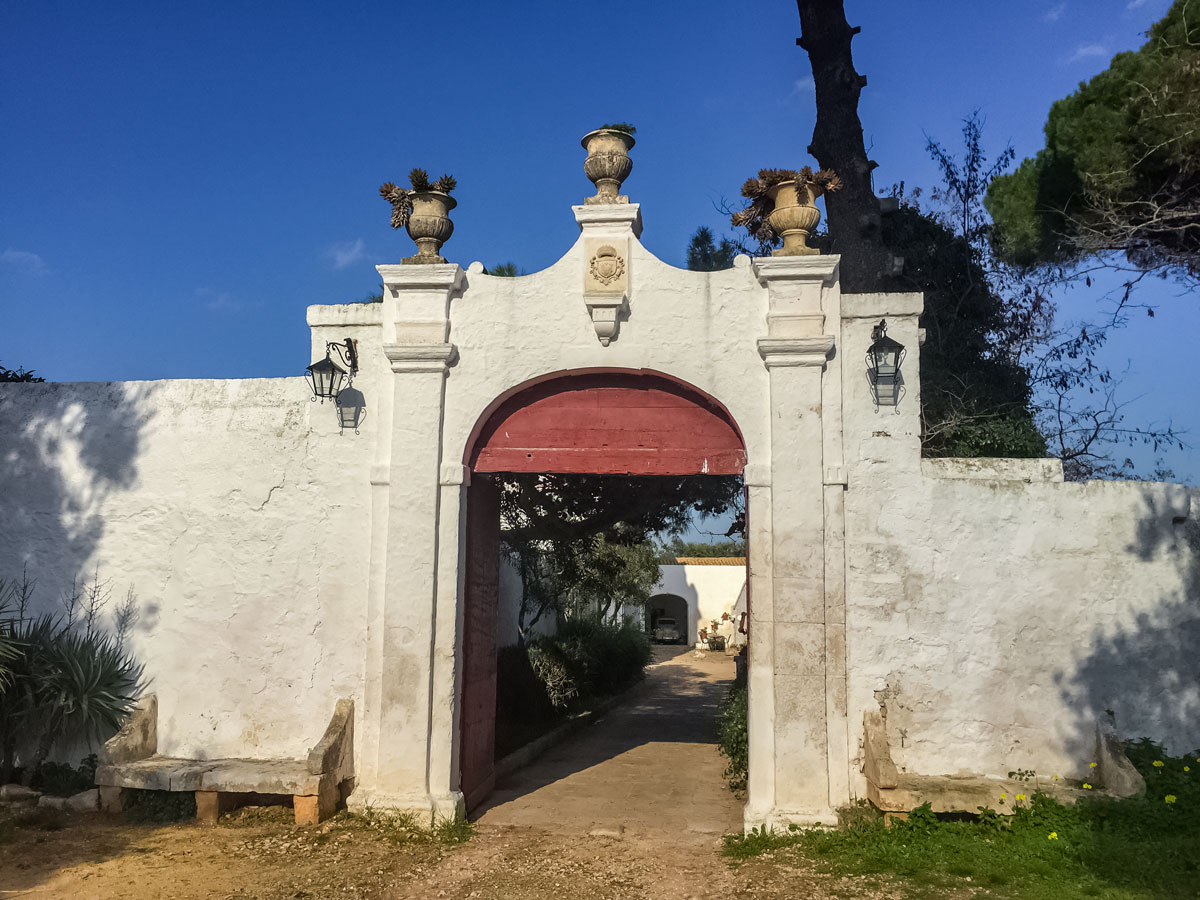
458 370 748 814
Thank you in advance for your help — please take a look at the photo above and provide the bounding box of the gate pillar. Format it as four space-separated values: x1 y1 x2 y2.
354 263 466 819
747 256 846 827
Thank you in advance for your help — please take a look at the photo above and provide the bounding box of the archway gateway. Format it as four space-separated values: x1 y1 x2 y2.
344 198 903 832
458 370 748 809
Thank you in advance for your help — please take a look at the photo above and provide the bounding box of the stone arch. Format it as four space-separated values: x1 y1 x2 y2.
457 369 748 810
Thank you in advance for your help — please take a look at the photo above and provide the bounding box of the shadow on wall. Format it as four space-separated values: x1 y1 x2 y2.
1057 488 1200 759
0 381 156 617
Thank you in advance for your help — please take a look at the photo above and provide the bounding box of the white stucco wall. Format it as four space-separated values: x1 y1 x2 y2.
835 305 1200 788
653 563 747 645
845 462 1198 783
0 377 374 762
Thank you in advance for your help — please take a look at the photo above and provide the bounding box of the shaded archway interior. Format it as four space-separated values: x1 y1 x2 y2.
460 370 748 813
469 371 747 476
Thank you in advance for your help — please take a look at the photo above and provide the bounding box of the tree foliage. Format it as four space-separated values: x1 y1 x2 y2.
0 363 45 383
987 0 1200 282
686 227 738 271
499 474 742 641
883 115 1047 458
898 114 1182 476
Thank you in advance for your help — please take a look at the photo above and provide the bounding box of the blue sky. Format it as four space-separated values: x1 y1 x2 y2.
1 0 1195 481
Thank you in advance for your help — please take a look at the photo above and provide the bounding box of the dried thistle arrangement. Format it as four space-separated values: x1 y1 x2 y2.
379 168 458 228
731 166 841 246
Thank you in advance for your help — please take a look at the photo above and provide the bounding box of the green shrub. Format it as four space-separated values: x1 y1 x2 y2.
526 619 651 710
30 754 97 797
717 682 748 792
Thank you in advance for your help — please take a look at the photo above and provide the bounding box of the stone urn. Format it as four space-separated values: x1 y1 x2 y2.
404 191 457 264
581 129 635 204
765 180 823 256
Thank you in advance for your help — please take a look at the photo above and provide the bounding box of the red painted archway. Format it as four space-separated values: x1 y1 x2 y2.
458 370 747 812
467 370 746 476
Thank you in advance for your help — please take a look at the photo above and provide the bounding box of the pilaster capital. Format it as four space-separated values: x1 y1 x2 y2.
572 203 643 239
751 255 839 287
377 263 466 297
757 336 835 369
383 343 458 375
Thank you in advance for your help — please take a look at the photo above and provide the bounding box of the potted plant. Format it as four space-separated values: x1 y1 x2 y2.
731 166 841 256
379 169 458 264
581 123 636 204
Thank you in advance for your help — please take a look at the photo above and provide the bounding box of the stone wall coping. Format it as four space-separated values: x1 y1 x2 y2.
841 291 924 318
922 457 1065 483
306 304 384 327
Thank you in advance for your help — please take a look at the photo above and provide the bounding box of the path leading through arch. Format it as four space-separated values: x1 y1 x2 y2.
474 647 742 836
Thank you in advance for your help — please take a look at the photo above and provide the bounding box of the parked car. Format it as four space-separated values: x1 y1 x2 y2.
653 617 682 644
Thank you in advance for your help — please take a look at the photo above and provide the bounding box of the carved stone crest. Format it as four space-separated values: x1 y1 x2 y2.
588 245 625 286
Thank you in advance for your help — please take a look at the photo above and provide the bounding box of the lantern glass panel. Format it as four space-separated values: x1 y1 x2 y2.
305 356 347 399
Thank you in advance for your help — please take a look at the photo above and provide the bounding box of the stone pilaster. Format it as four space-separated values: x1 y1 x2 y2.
750 254 841 828
353 264 464 817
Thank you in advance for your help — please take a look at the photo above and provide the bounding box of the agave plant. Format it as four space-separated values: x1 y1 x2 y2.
379 168 458 229
731 166 842 251
0 613 60 782
29 628 145 771
0 611 145 782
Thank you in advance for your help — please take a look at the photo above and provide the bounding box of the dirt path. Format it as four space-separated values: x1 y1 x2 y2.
0 649 911 899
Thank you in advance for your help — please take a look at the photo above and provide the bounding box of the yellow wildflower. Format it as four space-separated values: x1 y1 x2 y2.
1053 775 1059 781
1083 783 1093 789
1165 794 1177 804
1016 794 1027 801
1047 831 1059 840
1185 766 1191 773
1089 762 1098 769
1153 760 1165 768
999 793 1006 800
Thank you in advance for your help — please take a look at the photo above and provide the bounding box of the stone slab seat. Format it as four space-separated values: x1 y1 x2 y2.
860 710 1143 824
95 695 355 826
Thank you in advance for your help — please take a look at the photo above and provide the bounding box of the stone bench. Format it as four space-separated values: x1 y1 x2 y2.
96 695 354 826
861 710 1143 824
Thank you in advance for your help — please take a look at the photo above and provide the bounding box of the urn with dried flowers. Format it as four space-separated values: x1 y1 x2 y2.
732 166 842 256
380 169 458 264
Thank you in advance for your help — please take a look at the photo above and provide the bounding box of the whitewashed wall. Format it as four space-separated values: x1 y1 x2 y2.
0 377 374 762
836 308 1200 789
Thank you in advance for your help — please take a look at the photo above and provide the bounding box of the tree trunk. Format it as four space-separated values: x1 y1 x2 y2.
796 0 891 292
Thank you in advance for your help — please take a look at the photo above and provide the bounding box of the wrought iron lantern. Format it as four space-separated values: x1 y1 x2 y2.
306 338 358 402
866 319 905 408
